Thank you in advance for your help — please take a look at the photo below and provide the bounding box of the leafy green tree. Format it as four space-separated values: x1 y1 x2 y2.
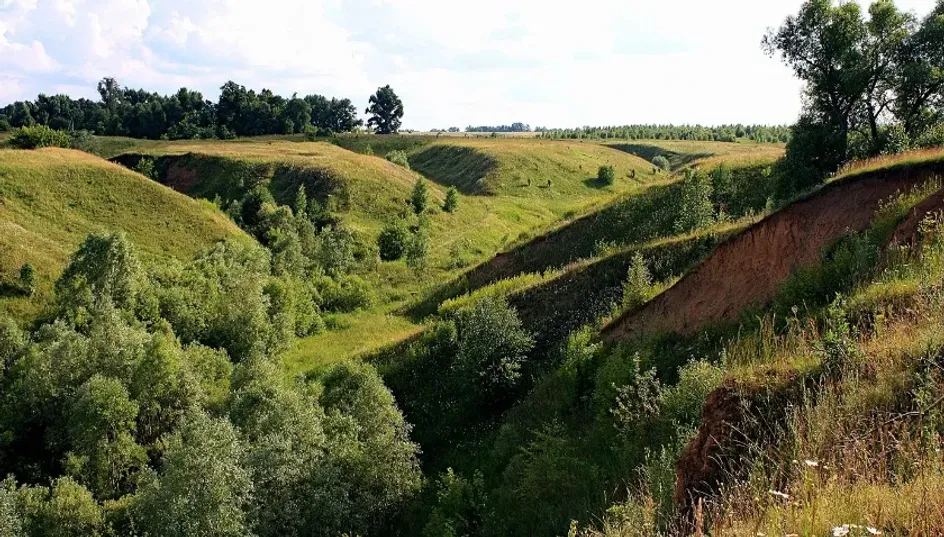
673 171 715 234
764 0 870 164
317 225 357 276
366 85 404 134
445 296 534 408
443 186 459 213
64 375 146 500
895 1 944 137
228 360 328 537
19 478 105 537
423 469 487 537
0 478 24 537
622 252 652 309
378 223 409 261
410 178 429 214
55 233 144 317
597 165 616 185
406 219 431 271
134 411 252 537
293 185 308 220
319 361 422 532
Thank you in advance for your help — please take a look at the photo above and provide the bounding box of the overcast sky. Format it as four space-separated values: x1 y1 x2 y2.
0 0 939 130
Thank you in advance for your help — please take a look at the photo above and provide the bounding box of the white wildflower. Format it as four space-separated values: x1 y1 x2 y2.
833 525 850 537
768 489 790 500
804 459 819 467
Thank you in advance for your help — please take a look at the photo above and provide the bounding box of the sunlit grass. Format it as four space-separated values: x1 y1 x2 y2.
0 148 248 321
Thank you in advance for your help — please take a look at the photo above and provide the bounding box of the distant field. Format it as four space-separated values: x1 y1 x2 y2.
0 148 248 320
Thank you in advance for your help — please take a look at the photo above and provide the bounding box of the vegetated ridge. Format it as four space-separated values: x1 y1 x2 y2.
601 160 944 341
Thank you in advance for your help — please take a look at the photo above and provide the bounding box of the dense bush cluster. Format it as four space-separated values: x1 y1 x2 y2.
0 78 363 140
540 124 791 143
0 233 421 537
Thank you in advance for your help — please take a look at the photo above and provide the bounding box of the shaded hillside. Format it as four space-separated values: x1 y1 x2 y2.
0 148 248 321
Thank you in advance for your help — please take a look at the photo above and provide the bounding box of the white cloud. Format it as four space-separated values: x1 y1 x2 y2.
0 0 940 128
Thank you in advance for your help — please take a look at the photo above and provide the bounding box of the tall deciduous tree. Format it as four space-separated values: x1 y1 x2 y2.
365 85 404 134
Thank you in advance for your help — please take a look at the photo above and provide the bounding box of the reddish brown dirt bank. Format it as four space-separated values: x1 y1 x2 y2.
601 164 944 342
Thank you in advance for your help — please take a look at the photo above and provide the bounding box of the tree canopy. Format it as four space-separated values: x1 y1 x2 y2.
365 85 404 134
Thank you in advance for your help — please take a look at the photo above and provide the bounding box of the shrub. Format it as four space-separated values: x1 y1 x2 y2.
386 149 411 169
410 179 429 214
651 155 670 171
133 157 158 181
378 223 409 261
9 125 70 149
317 273 374 312
406 224 430 271
597 165 616 185
67 130 100 155
443 186 459 213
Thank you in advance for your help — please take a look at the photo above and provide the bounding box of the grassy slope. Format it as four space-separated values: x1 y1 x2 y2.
111 138 658 370
605 139 784 170
0 148 248 321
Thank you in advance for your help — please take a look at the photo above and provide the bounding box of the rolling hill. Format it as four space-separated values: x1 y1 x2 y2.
0 148 249 321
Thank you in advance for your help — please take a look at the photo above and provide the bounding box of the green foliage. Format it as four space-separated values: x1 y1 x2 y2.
445 296 535 407
55 233 145 321
316 225 357 277
443 186 459 213
673 171 715 233
316 273 375 312
9 125 70 149
422 469 487 537
134 411 252 537
366 85 404 134
540 124 791 143
410 178 429 214
132 156 157 180
651 155 670 171
597 165 616 186
19 478 104 537
622 252 652 310
386 149 411 170
406 219 431 271
378 223 410 261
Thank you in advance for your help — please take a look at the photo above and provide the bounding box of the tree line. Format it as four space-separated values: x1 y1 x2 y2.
0 79 405 139
768 0 944 192
539 124 792 143
465 122 533 132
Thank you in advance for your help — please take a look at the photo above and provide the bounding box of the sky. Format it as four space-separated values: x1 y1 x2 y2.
0 0 939 130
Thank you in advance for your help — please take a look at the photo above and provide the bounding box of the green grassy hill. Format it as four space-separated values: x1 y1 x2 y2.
0 148 249 321
374 148 944 537
112 138 659 368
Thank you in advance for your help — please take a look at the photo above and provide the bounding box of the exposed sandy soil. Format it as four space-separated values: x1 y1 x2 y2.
163 159 200 193
602 163 944 342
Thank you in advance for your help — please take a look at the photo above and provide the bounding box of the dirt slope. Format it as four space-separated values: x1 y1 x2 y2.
602 163 944 341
